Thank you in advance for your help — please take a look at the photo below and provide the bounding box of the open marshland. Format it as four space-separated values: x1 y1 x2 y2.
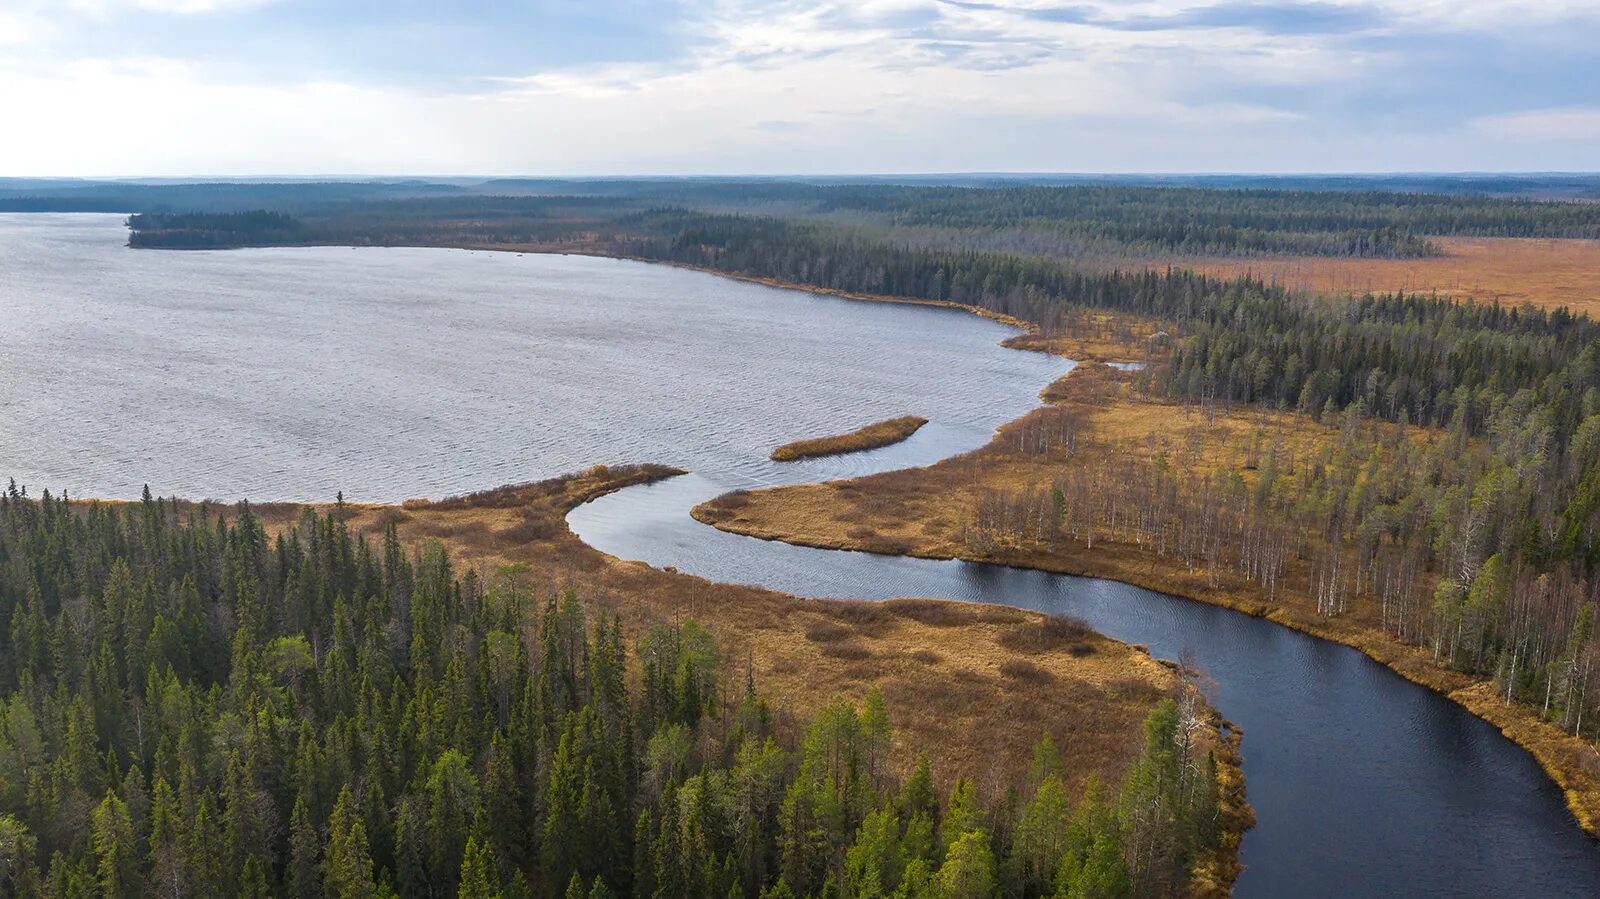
1150 236 1600 315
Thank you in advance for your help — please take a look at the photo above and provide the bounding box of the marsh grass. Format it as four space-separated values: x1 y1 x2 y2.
1147 236 1600 317
771 415 927 461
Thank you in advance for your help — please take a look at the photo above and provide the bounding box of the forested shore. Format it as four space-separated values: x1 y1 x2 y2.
0 481 1234 898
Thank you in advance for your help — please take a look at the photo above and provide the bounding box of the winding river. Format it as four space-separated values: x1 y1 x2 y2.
7 214 1600 897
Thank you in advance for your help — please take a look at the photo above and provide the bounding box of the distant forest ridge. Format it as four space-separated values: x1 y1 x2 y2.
109 178 1600 259
5 171 1600 196
126 210 302 249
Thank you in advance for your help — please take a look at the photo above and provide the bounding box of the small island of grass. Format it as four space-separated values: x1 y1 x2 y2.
771 415 928 461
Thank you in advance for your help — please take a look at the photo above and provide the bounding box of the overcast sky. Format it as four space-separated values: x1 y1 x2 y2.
1 0 1596 176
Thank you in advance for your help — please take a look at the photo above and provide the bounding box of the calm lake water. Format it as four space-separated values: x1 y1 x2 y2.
8 214 1600 896
0 214 1065 501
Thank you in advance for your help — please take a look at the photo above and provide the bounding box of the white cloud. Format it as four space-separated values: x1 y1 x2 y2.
62 0 281 13
0 12 39 45
0 0 1594 174
1380 0 1600 27
0 0 279 51
1470 107 1600 142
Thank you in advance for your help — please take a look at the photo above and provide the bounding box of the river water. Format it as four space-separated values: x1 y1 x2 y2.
6 214 1599 896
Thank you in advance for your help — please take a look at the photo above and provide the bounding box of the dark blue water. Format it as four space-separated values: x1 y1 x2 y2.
572 469 1600 898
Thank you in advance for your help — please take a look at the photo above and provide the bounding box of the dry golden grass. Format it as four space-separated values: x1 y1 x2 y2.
1004 308 1174 366
771 416 928 461
1141 237 1600 317
694 361 1600 839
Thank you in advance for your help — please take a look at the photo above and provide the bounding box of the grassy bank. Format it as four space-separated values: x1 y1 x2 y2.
771 415 928 461
693 364 1600 840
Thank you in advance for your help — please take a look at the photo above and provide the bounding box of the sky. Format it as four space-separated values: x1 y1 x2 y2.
0 0 1596 176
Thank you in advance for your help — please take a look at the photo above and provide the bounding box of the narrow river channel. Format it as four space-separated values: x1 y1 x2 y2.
571 425 1600 899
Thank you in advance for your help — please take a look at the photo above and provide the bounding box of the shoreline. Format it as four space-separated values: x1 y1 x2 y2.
553 468 1249 896
693 494 1600 837
132 232 1600 837
689 367 1600 842
126 235 1050 340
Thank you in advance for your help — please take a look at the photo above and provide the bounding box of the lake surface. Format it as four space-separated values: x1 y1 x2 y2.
8 214 1600 896
0 214 1065 501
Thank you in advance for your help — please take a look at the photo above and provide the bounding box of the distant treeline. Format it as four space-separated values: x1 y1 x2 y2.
388 184 1600 257
470 173 1600 198
73 178 1600 259
125 197 635 249
0 180 463 214
614 211 1600 447
796 184 1600 255
127 210 303 248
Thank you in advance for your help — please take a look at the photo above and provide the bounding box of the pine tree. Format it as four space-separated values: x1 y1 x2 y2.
324 787 377 899
289 796 322 899
844 806 903 898
425 750 480 894
0 814 40 897
1011 775 1070 896
236 856 270 899
938 779 982 858
1054 832 1129 899
481 733 525 869
220 751 263 891
934 829 995 899
92 791 138 899
457 835 501 899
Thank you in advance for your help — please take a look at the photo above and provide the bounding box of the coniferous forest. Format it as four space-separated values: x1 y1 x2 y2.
0 486 1221 898
125 212 301 249
112 181 1600 258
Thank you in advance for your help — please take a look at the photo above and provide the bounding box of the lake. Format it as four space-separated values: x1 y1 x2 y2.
0 213 1065 502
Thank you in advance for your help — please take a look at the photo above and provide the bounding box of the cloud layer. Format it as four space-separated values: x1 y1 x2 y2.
1 0 1595 175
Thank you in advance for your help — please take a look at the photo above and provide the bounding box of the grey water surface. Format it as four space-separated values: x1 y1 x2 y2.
1 214 1063 501
6 214 1599 897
